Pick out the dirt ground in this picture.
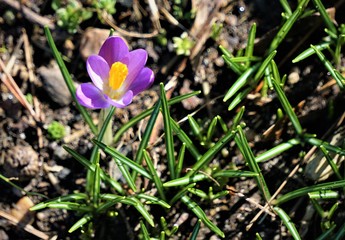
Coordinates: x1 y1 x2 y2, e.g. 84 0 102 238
0 0 345 239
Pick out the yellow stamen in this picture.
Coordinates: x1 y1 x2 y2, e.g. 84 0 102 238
109 62 128 90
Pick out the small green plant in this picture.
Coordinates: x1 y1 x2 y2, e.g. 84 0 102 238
173 32 195 56
47 121 66 140
52 0 92 34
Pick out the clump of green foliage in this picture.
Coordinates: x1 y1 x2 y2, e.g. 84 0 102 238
47 121 66 140
52 0 92 34
52 0 116 33
173 32 195 56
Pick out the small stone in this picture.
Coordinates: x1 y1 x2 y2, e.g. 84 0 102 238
4 145 40 181
37 61 72 106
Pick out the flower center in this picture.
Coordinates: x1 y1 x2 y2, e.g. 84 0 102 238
109 62 128 90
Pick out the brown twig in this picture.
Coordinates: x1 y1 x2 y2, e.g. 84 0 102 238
0 209 49 240
22 29 44 148
0 58 38 121
0 0 54 29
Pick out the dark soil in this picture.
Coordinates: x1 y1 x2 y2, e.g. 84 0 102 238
0 0 344 239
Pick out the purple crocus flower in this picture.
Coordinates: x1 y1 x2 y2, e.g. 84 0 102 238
76 36 154 109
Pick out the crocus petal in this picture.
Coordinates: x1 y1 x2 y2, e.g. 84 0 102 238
128 67 154 96
121 49 147 88
76 83 110 109
107 90 134 108
86 55 109 90
99 36 129 67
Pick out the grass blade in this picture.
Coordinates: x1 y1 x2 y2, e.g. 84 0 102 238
132 100 161 180
236 126 271 200
160 83 176 179
273 207 301 240
44 27 97 134
186 129 237 177
272 80 303 135
268 0 310 53
113 91 201 143
274 179 345 205
63 146 124 194
143 150 166 201
92 139 152 180
181 195 225 238
68 214 92 233
170 117 202 160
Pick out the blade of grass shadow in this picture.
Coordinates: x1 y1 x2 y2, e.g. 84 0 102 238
44 27 97 134
113 91 201 143
160 83 176 179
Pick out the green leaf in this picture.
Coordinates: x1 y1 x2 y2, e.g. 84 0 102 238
143 150 166 201
244 23 256 68
114 91 201 143
30 193 87 211
292 42 330 63
267 0 310 53
136 193 170 209
160 83 176 179
68 214 92 233
223 63 260 102
272 80 303 135
273 207 301 240
274 179 345 205
189 219 201 240
181 195 225 238
186 129 237 177
312 0 337 35
92 139 152 180
140 220 151 240
63 146 124 194
132 100 161 180
235 126 271 200
170 117 202 160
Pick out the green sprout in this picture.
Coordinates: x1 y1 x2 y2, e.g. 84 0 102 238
93 0 116 14
52 0 92 34
173 32 195 56
211 22 223 40
47 121 66 140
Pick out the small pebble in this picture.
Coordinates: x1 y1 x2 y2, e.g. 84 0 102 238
37 61 72 106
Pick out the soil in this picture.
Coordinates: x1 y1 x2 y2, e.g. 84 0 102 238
0 0 344 239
